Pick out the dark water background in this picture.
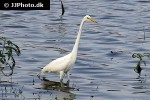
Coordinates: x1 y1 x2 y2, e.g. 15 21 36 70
0 0 150 100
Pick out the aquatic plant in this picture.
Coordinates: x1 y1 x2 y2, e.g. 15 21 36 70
132 53 150 75
0 37 21 76
50 0 65 15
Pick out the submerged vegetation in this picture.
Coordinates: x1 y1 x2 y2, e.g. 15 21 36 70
0 37 21 76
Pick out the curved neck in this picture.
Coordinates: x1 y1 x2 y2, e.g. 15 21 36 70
79 19 84 34
71 19 85 55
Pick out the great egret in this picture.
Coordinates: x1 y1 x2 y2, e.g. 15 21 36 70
38 15 97 82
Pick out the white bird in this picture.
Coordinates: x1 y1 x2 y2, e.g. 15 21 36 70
38 15 97 82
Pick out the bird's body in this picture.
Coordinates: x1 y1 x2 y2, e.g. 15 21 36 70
41 52 75 74
39 15 96 82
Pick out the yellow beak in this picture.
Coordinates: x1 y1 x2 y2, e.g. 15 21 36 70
88 17 97 23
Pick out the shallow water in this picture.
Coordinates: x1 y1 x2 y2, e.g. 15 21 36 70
0 0 150 100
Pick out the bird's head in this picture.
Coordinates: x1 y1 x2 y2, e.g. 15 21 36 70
83 15 97 23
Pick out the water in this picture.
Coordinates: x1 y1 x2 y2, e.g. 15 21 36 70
0 0 150 100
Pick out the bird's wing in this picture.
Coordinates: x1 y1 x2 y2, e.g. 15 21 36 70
42 53 72 73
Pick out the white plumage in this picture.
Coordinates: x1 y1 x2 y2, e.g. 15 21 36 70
38 15 97 82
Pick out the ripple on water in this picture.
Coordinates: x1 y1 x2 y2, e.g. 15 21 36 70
1 0 150 100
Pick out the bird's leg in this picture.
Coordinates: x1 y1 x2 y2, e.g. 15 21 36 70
67 72 70 81
66 72 70 86
60 71 65 82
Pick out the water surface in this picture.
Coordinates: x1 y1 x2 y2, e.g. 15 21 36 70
0 0 150 100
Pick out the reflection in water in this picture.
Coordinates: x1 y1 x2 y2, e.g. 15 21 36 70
0 80 25 100
40 78 74 91
37 78 75 100
134 61 142 75
0 77 75 100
